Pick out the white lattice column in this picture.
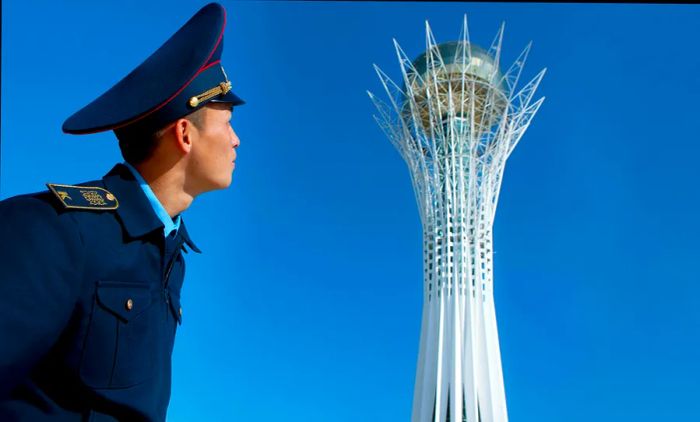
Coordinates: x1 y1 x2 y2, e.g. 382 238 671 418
369 16 545 422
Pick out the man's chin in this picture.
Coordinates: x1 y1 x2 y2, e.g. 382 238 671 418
194 177 233 196
218 175 234 190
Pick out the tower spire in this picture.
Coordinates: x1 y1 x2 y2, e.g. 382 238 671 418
369 17 545 422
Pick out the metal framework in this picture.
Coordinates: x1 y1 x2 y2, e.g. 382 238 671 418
368 17 545 422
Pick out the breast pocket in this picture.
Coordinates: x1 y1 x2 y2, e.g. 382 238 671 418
80 281 159 389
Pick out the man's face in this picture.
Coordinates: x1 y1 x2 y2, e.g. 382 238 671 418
188 103 239 193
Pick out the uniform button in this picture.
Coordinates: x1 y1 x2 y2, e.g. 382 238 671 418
125 298 134 310
179 307 183 317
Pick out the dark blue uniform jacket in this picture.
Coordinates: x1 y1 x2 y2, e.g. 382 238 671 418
0 164 199 421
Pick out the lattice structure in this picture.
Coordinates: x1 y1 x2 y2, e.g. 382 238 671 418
368 17 545 422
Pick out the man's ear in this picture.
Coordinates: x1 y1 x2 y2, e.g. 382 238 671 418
174 118 196 154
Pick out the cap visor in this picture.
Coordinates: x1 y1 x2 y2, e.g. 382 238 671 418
210 90 245 106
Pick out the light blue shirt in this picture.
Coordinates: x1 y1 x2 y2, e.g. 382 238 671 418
122 162 181 237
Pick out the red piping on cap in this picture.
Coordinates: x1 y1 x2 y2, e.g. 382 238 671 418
71 5 227 135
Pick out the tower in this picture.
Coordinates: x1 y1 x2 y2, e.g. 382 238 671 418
368 17 545 422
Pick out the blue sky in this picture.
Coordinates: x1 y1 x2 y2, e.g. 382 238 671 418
3 1 700 421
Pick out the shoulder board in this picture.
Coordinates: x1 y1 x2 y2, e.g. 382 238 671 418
46 183 119 211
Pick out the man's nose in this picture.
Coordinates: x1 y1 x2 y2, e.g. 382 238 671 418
230 126 240 148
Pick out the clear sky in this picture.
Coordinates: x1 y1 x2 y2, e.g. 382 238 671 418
2 1 700 421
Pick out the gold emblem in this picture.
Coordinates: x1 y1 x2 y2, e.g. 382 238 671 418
187 79 232 108
57 191 72 201
80 190 107 206
47 183 119 210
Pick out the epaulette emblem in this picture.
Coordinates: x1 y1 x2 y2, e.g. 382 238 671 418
46 183 119 210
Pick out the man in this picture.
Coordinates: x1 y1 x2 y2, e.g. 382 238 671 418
0 3 243 420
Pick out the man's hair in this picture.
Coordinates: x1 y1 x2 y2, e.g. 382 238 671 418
115 107 207 165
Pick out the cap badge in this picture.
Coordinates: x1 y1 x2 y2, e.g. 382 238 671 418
188 80 232 108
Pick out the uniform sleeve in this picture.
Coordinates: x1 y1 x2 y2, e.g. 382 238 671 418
0 196 85 398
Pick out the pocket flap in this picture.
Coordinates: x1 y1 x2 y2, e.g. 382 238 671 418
168 291 182 325
96 281 153 322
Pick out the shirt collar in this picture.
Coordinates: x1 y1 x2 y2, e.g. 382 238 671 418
102 164 201 253
121 161 181 237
